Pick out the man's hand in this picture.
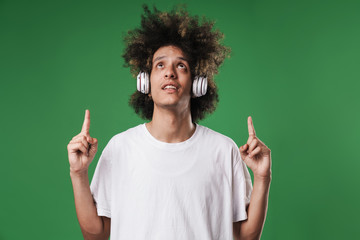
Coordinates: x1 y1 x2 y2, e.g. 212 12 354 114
67 109 98 174
239 116 271 179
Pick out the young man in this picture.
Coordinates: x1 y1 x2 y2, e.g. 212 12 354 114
67 5 271 240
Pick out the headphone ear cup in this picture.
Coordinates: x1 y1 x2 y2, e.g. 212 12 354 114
193 76 208 97
137 72 141 92
201 77 208 96
141 72 145 93
145 72 150 94
193 76 199 97
197 77 203 96
137 71 150 94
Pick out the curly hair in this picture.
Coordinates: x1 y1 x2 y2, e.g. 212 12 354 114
122 4 230 123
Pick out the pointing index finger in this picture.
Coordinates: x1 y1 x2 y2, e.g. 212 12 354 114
248 116 256 136
81 109 90 134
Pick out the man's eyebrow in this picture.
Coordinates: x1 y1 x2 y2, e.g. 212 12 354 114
153 56 165 63
153 56 189 63
178 57 188 62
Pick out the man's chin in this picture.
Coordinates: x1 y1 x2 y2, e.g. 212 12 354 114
157 102 180 109
154 100 190 111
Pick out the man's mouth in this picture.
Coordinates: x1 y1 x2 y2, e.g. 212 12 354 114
162 83 178 92
163 85 177 90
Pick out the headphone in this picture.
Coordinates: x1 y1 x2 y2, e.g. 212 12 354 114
137 71 208 97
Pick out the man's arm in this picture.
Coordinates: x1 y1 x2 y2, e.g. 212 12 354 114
67 110 110 240
233 176 271 240
70 171 111 240
234 116 272 240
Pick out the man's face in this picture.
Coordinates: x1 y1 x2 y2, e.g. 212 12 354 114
149 45 192 111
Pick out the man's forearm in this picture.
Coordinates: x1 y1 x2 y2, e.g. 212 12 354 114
70 171 104 236
239 175 271 240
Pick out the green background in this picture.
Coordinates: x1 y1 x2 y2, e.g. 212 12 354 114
1 0 359 239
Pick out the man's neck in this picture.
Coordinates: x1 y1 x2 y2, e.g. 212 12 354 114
145 105 196 143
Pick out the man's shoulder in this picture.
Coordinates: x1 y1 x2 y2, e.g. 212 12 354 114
197 124 238 148
108 124 144 143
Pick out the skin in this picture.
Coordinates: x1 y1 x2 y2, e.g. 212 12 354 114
67 45 271 240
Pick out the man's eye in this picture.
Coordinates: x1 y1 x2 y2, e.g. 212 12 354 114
178 64 186 69
157 63 164 68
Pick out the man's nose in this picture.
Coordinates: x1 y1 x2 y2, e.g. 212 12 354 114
164 65 176 79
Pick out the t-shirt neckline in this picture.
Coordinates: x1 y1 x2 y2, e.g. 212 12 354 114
141 122 201 151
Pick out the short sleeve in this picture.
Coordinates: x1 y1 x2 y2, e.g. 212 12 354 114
232 145 253 222
90 137 114 218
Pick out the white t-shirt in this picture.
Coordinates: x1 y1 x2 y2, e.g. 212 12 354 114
90 123 253 240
